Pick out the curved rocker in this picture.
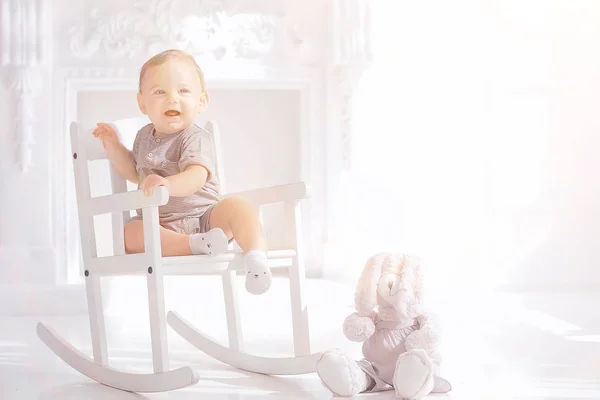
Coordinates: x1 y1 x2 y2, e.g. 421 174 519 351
167 311 322 375
36 322 199 393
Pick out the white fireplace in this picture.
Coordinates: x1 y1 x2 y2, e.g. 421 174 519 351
0 0 371 314
56 69 325 284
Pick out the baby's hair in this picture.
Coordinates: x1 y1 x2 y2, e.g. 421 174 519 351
138 49 207 93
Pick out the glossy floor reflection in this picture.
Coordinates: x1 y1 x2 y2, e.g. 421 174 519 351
1 276 599 399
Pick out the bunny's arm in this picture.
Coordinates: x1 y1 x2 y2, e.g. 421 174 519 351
404 312 441 352
343 312 376 342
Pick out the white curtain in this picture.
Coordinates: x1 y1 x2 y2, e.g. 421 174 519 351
342 1 600 291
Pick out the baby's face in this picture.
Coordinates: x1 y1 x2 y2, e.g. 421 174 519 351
137 59 208 135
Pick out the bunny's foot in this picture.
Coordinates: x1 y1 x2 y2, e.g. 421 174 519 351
393 349 435 399
316 349 371 397
432 375 452 393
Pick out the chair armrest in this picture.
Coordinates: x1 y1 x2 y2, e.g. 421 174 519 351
88 186 169 216
226 182 308 206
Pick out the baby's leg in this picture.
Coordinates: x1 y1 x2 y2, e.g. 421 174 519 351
124 220 227 257
208 195 271 294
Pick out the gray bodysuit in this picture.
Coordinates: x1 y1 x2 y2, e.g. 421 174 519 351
357 319 419 392
128 123 221 234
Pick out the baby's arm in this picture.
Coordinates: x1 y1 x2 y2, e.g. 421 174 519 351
169 129 215 195
93 123 138 183
165 165 208 196
142 165 208 197
404 313 441 353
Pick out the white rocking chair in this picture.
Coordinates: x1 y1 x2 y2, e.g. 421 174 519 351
36 118 320 392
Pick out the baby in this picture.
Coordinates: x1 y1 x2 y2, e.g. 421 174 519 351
92 49 271 295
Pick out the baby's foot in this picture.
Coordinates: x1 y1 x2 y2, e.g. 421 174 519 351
244 251 272 295
189 228 228 255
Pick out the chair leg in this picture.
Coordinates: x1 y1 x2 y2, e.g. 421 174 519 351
147 268 170 373
222 268 244 352
284 199 311 357
86 274 109 366
289 255 310 356
143 206 170 373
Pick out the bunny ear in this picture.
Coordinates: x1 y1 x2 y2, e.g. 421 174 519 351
402 254 426 314
354 253 386 316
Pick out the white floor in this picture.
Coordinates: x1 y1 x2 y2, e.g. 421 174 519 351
1 276 599 399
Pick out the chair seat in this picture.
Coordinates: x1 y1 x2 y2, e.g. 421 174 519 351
161 249 297 275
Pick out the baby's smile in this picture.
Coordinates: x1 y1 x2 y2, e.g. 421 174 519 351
165 110 181 117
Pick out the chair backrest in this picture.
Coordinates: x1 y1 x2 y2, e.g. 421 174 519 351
70 118 226 258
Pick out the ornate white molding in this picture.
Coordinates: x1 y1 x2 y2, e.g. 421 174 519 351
332 0 372 68
67 0 324 65
60 66 128 79
321 0 372 259
331 0 372 169
2 67 43 172
0 0 47 173
338 76 357 171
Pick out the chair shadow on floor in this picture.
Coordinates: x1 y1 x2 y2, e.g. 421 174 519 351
37 369 330 400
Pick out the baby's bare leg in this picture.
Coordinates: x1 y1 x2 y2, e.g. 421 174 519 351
208 195 267 252
124 220 193 256
124 219 228 257
209 196 271 294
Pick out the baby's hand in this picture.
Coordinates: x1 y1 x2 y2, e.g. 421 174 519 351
92 122 120 149
140 174 170 197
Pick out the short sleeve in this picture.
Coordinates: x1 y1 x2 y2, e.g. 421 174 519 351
179 128 217 179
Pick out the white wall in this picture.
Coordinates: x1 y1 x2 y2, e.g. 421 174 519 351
337 1 600 291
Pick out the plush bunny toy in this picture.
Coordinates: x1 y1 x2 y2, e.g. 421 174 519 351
316 253 452 399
